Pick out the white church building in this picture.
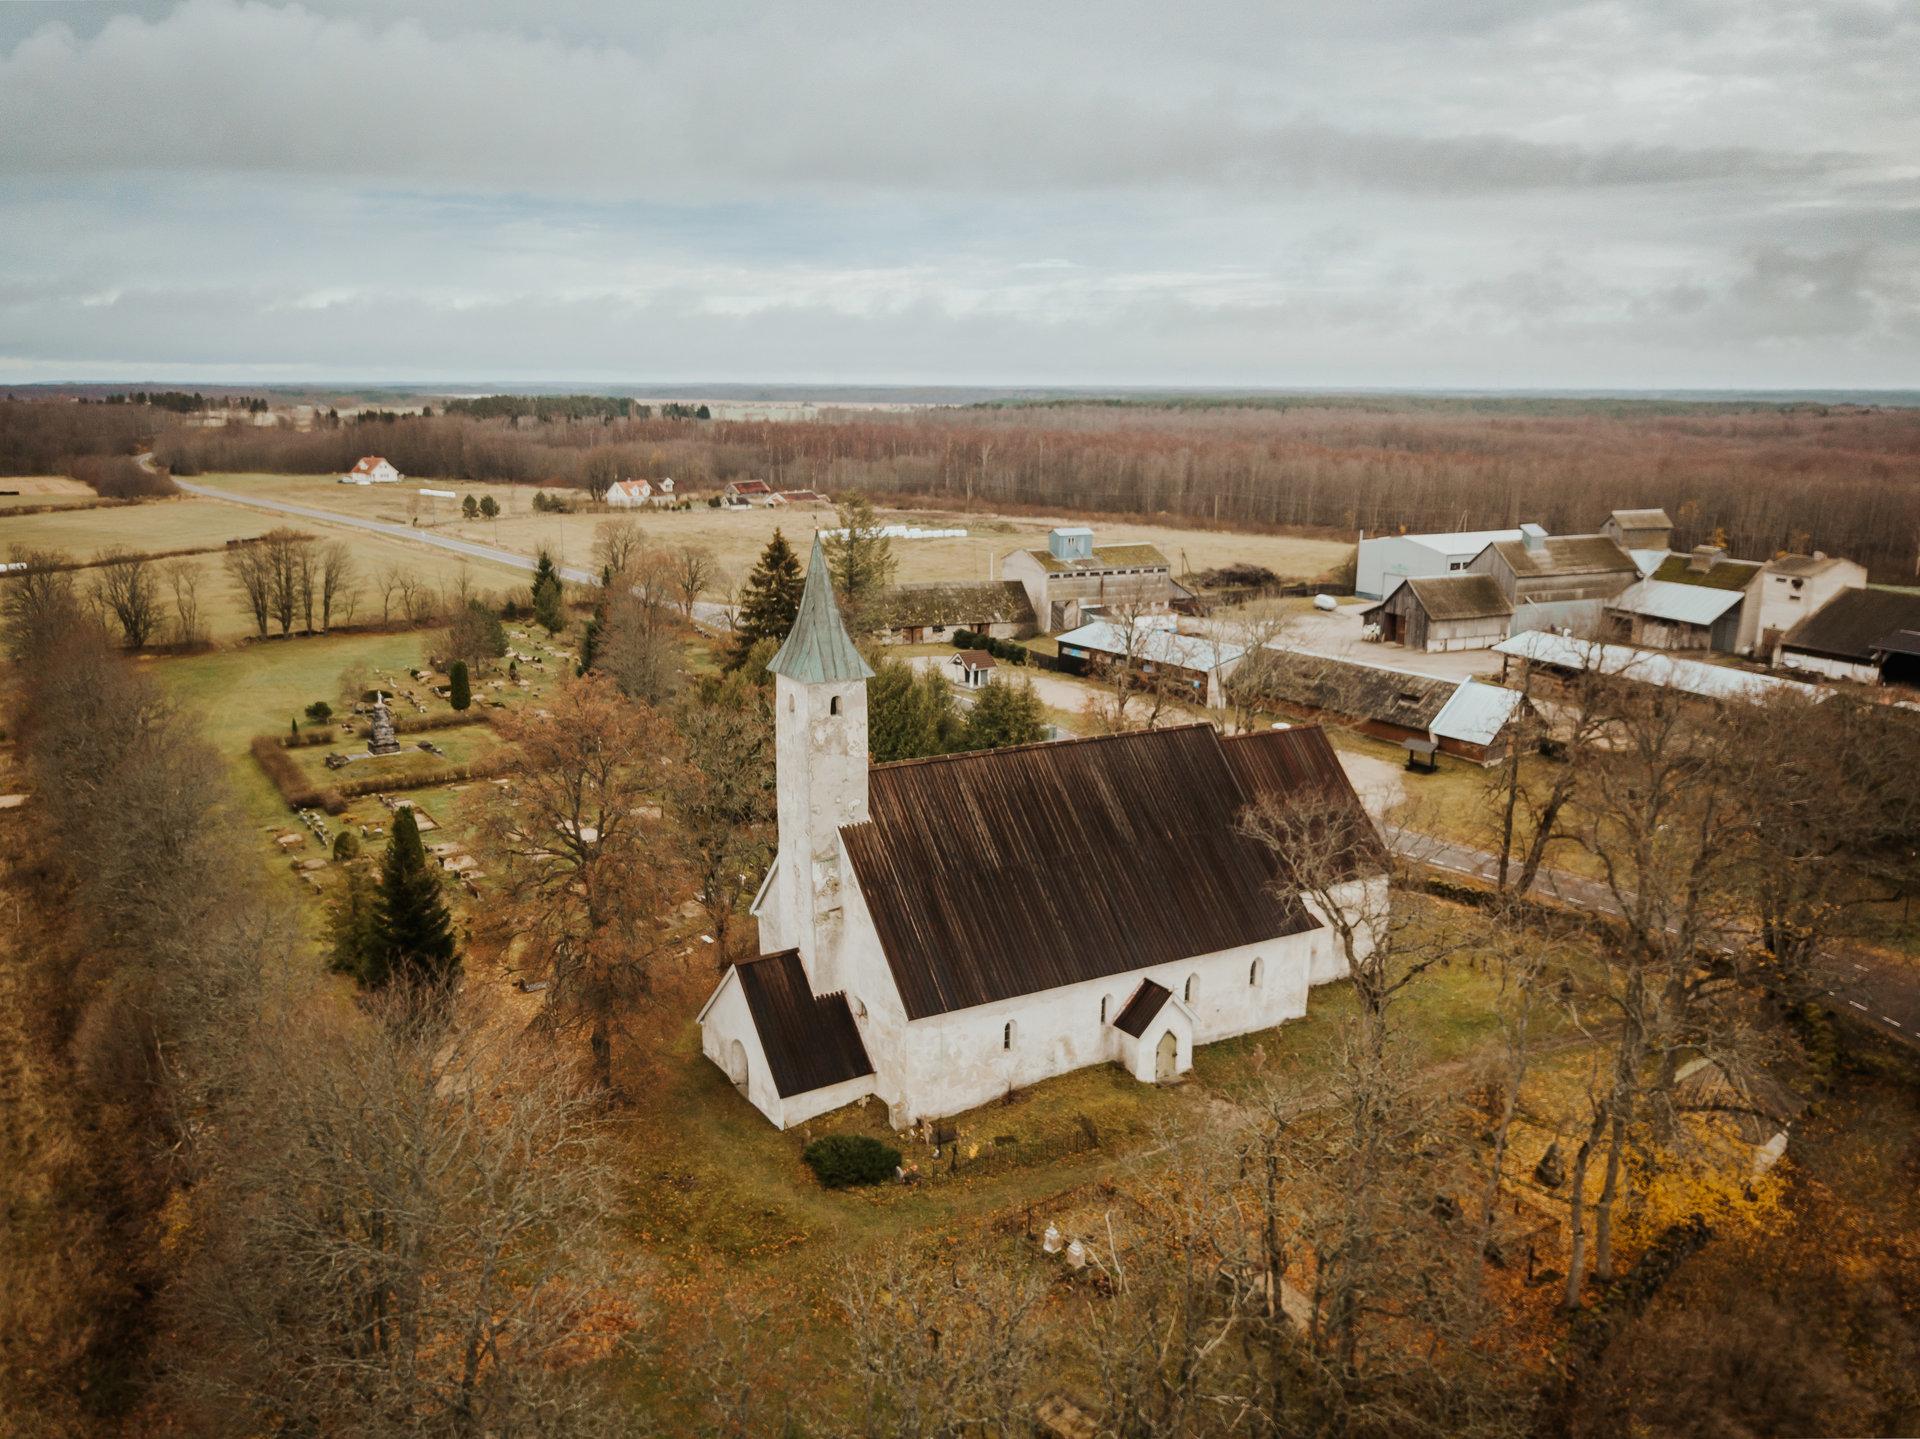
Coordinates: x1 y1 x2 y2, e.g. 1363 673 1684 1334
698 536 1384 1130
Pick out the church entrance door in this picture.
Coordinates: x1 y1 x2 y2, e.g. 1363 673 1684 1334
1154 1030 1177 1082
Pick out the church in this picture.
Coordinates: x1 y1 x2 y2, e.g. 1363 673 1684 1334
697 536 1385 1131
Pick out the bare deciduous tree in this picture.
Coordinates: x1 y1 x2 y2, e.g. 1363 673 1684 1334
91 547 162 648
317 539 357 630
474 677 689 1093
671 543 715 619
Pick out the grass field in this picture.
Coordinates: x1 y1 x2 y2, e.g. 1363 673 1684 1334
3 492 537 642
192 472 1355 592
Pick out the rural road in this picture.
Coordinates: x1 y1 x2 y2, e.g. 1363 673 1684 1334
174 479 735 632
1386 826 1920 1052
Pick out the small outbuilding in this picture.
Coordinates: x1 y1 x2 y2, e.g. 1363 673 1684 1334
1605 577 1745 653
950 650 996 688
1361 573 1513 652
1774 587 1920 687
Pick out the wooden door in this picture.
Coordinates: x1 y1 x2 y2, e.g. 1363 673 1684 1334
1155 1030 1178 1082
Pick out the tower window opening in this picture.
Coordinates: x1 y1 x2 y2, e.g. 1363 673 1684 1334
830 695 840 715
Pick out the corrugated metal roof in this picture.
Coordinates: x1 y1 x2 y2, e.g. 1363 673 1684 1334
1029 542 1171 574
840 723 1366 1020
1055 620 1245 672
1490 535 1639 579
1494 631 1818 703
1780 587 1920 663
1607 578 1745 627
1112 979 1171 1037
1401 573 1513 622
1428 680 1525 748
734 949 875 1098
767 533 875 685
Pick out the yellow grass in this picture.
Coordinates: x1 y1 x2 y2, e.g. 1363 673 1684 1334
2 493 533 641
195 473 1353 594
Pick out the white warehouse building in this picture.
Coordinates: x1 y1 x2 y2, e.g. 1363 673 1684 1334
697 535 1384 1130
1356 525 1542 600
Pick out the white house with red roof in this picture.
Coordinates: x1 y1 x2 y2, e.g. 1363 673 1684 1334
606 477 674 507
340 455 401 485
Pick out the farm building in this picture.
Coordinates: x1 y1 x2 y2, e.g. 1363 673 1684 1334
1753 553 1868 655
950 650 995 688
1359 573 1512 651
768 489 829 507
1465 530 1641 635
1236 651 1527 765
1600 507 1675 552
697 536 1382 1130
340 455 400 485
1774 587 1920 687
1354 525 1538 601
870 579 1036 643
1605 577 1745 653
724 479 775 505
1002 528 1174 631
1055 618 1246 708
1494 631 1820 705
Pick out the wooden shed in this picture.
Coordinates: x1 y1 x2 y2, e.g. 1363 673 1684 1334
1361 574 1513 652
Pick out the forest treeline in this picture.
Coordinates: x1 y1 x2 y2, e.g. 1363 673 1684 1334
149 399 1920 580
8 392 1920 576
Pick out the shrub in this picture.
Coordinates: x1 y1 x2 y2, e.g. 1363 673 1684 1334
305 700 333 723
449 659 471 711
332 830 362 860
802 1133 901 1189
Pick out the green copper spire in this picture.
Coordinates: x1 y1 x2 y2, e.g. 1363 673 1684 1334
767 532 875 684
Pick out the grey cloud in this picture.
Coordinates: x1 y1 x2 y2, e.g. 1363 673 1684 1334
0 0 1860 198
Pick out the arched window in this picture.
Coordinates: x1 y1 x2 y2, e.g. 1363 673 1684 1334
1249 957 1263 987
1099 994 1111 1024
1002 1020 1015 1050
1183 974 1198 1005
786 693 794 713
829 695 840 715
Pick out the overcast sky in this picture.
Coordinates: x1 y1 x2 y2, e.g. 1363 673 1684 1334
2 0 1916 388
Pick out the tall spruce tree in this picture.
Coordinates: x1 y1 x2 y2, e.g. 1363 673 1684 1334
374 807 459 989
961 677 1047 751
531 550 566 635
728 529 805 668
326 864 380 983
823 494 897 620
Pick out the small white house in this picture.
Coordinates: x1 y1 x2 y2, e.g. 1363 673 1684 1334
697 536 1383 1131
341 455 401 485
606 478 673 507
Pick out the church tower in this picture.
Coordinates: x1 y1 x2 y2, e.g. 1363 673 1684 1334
763 532 873 990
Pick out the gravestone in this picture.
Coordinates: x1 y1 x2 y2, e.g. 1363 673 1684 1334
367 693 402 756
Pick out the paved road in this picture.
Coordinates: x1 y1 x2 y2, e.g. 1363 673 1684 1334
175 479 735 633
1386 826 1920 1050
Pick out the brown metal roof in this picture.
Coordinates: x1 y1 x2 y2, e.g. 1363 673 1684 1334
734 949 874 1098
954 649 997 669
1401 574 1513 622
1489 535 1638 579
1780 587 1920 663
874 579 1036 630
840 723 1364 1020
1112 979 1171 1038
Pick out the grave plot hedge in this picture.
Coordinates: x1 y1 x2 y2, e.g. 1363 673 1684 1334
802 1134 901 1189
250 736 347 813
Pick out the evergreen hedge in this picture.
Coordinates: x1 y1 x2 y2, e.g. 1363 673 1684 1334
802 1134 901 1189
